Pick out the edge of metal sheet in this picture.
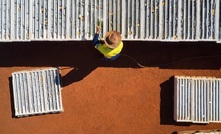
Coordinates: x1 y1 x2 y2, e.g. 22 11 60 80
177 129 221 134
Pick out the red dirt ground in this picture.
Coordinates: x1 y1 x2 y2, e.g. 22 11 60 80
0 41 221 134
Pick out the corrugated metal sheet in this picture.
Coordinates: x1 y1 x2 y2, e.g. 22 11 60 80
174 76 221 123
195 132 221 134
177 129 221 134
0 0 221 43
12 67 63 117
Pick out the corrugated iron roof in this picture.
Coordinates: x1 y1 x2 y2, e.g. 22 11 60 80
0 0 221 43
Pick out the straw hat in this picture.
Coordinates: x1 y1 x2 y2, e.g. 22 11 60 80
104 31 122 49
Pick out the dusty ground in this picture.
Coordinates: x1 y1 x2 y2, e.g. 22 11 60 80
0 41 221 134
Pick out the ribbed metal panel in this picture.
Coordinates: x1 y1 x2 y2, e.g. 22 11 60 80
174 76 221 123
177 129 221 134
195 132 221 134
0 0 221 43
12 67 63 117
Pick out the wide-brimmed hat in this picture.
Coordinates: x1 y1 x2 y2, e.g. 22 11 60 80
104 31 122 49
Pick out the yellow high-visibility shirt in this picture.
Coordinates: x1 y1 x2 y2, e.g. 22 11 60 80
95 42 123 58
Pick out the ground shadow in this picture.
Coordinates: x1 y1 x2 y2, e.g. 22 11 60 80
1 41 221 87
1 41 221 69
8 77 16 118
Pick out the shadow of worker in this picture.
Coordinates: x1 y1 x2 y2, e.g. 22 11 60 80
61 45 101 87
61 42 140 87
61 55 139 87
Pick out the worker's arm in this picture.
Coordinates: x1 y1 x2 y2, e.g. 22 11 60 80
92 33 99 46
92 26 101 46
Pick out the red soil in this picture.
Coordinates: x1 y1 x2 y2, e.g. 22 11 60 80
0 41 221 134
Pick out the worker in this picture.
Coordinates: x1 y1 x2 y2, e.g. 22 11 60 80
92 26 124 61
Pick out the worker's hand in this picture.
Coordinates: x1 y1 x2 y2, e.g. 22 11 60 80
96 26 101 34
